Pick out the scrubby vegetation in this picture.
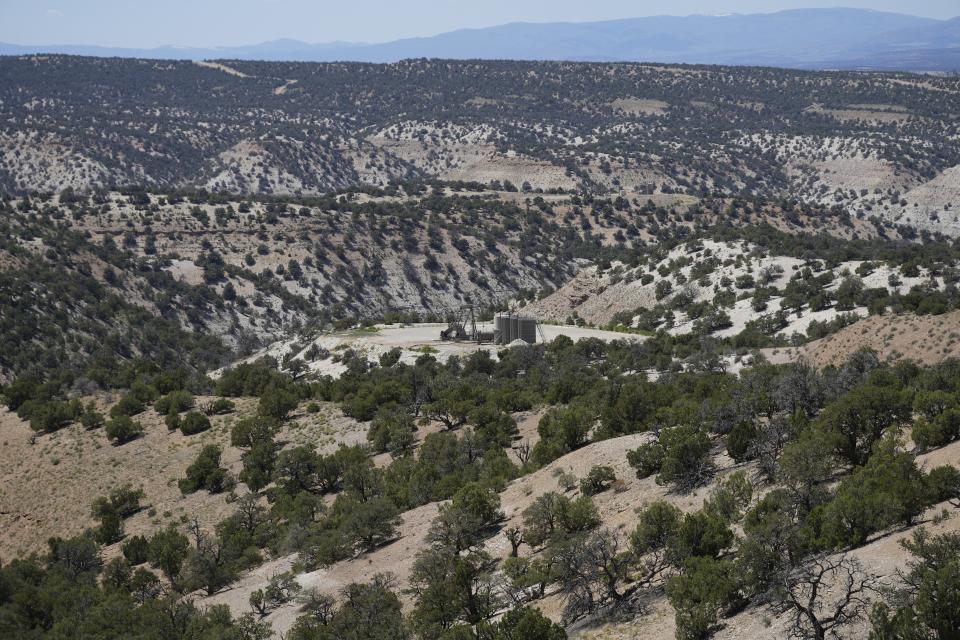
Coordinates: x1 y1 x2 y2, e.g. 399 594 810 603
2 54 960 640
2 57 959 215
6 329 960 639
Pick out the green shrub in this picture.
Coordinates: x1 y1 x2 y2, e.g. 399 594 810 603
154 390 193 415
90 490 135 545
657 426 715 490
521 492 600 548
726 420 758 462
215 361 291 397
300 530 353 571
869 529 960 639
179 411 211 436
923 465 960 504
165 409 181 432
672 511 735 562
105 415 144 444
340 497 403 552
79 402 105 430
666 557 740 640
379 348 402 368
655 280 673 300
627 442 665 479
579 465 616 495
230 415 279 450
121 535 150 565
912 390 954 420
489 606 567 639
815 382 912 466
819 439 928 548
205 398 235 415
106 485 145 518
93 509 123 545
110 393 146 418
258 385 299 420
367 408 416 455
28 400 80 433
531 404 593 466
428 483 503 551
911 409 960 451
239 442 277 492
179 445 232 494
146 526 190 584
630 501 683 558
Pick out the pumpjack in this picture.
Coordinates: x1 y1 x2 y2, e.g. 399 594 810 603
440 304 494 343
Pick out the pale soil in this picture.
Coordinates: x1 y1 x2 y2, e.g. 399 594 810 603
610 98 669 116
846 104 909 112
167 258 205 286
444 150 577 192
763 310 960 368
192 61 252 79
374 139 576 192
809 156 900 195
739 133 928 215
200 137 362 195
526 239 936 341
885 164 960 236
209 432 960 640
806 104 914 124
571 439 960 640
522 263 657 327
273 79 298 95
514 408 547 451
0 397 248 558
194 60 298 97
580 152 676 193
202 431 737 635
0 131 118 193
776 305 868 339
8 377 959 639
225 323 647 380
367 120 577 191
0 398 361 558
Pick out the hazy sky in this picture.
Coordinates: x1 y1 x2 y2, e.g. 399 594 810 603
1 0 957 48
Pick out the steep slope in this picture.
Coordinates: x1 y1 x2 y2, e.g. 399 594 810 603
524 237 941 338
763 310 960 368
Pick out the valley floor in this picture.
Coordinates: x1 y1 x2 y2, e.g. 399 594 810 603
231 323 646 379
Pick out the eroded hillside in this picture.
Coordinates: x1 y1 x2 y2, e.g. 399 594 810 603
3 57 960 640
2 57 960 234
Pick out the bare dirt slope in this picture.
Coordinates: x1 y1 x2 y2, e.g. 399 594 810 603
572 438 960 640
202 432 736 635
886 164 960 236
202 423 960 640
523 239 934 336
7 380 959 640
763 311 960 368
0 398 361 558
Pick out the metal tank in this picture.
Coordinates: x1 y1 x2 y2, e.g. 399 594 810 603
518 316 537 343
494 314 507 344
494 313 538 345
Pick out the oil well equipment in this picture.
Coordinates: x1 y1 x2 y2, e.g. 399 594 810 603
493 312 542 345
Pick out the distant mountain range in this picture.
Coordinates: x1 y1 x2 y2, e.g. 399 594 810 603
3 8 959 71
